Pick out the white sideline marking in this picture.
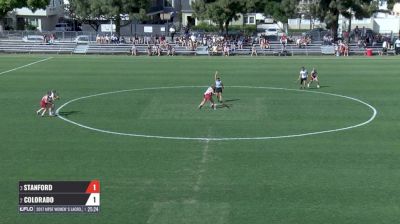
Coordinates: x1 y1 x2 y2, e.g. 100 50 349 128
56 86 378 141
0 57 53 76
87 56 400 61
193 139 210 192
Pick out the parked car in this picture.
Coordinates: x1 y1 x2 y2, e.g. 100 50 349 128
266 28 278 36
55 23 72 31
264 17 274 24
257 23 280 31
22 35 44 42
260 27 284 37
303 28 330 41
350 28 377 38
74 35 90 44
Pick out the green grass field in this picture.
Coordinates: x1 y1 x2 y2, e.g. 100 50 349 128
0 54 399 224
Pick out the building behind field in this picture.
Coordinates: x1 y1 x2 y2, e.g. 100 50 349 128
290 0 400 35
3 0 65 31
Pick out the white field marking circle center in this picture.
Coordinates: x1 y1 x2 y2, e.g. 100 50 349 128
56 86 377 141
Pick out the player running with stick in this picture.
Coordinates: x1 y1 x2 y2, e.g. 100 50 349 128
307 68 320 88
214 71 224 103
47 90 60 116
198 85 216 110
298 66 308 89
36 91 51 117
36 90 60 117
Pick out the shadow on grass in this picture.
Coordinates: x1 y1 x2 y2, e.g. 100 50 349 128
57 111 80 117
216 103 234 109
223 99 240 103
214 99 240 109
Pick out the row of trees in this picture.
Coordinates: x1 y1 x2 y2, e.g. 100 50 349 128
0 0 49 18
192 0 380 38
0 0 49 30
0 0 398 38
66 0 149 35
0 0 149 33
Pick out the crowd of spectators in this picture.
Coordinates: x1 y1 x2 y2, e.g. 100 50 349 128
96 32 258 52
322 25 395 49
124 32 313 56
96 34 127 44
127 33 255 56
43 33 56 44
334 40 349 56
92 28 399 56
296 36 312 48
323 34 334 45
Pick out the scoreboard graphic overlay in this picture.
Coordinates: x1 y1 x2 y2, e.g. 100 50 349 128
19 180 100 213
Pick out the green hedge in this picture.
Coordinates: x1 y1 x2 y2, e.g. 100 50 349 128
192 23 219 32
26 24 38 31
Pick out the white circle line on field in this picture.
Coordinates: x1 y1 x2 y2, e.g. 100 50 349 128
55 86 377 141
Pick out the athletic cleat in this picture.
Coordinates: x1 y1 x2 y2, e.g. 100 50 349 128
317 85 320 88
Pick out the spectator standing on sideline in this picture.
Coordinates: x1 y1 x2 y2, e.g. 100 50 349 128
354 26 360 41
131 44 137 56
251 44 258 56
380 39 388 56
395 38 400 55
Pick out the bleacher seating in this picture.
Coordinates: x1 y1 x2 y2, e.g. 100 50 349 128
86 44 131 54
174 46 196 55
230 44 326 56
0 39 394 56
85 44 197 55
346 44 386 56
0 40 76 54
290 44 322 56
